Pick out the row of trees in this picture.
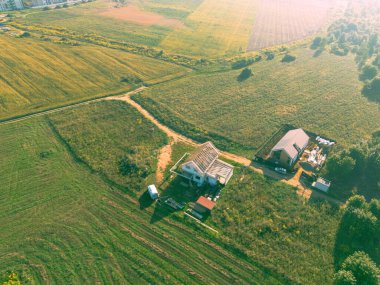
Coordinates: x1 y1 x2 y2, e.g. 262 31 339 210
334 196 380 285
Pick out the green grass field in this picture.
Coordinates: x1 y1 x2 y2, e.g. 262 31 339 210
0 104 286 284
48 100 168 194
47 100 343 284
0 35 189 120
134 47 380 155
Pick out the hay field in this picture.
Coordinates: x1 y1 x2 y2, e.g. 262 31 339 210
0 35 188 120
160 0 257 57
134 48 380 155
0 106 284 284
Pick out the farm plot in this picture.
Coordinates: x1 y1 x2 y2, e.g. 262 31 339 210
99 5 185 28
160 0 257 57
0 114 285 284
247 0 340 51
16 0 200 47
0 35 189 120
134 48 380 156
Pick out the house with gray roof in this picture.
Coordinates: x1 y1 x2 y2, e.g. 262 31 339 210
269 128 310 168
181 142 234 187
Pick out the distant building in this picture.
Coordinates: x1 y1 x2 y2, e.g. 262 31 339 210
31 0 69 7
181 142 234 187
0 0 24 11
270 128 310 168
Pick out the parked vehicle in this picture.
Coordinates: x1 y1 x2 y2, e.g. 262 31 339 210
274 167 287 174
147 185 159 200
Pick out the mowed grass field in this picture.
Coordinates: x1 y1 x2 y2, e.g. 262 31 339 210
0 35 189 120
135 47 380 155
0 105 284 284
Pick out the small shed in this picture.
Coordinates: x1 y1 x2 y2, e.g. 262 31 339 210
312 177 331 193
193 196 216 214
147 184 159 200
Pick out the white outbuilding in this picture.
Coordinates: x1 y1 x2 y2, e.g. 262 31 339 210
147 184 159 200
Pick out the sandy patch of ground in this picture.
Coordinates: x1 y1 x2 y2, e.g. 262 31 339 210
156 142 173 183
99 5 185 28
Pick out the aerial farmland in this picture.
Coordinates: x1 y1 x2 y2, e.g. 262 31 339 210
0 0 379 284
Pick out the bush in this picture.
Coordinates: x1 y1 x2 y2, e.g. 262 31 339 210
62 3 68 8
119 75 143 85
311 36 323 49
231 58 253 69
281 54 296 63
264 51 275 60
237 68 252 81
42 6 50 10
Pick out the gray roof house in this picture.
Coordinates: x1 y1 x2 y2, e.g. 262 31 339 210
181 142 234 186
270 128 310 167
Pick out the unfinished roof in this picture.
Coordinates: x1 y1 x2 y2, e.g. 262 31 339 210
272 128 309 159
196 196 216 211
207 159 234 181
185 142 219 174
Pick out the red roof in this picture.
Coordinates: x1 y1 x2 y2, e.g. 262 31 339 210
196 196 216 211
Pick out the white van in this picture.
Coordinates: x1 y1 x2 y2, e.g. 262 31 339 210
148 185 159 200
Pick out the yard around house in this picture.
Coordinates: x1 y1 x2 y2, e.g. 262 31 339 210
134 47 380 156
0 100 343 284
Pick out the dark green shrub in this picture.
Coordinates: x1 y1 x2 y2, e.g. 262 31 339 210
281 54 296 63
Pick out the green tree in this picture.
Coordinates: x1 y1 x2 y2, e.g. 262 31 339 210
340 252 379 285
363 78 380 101
346 195 366 210
334 270 357 285
359 65 378 81
327 155 356 180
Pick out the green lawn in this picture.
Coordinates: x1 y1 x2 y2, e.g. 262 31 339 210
0 106 283 284
0 35 189 120
134 47 380 155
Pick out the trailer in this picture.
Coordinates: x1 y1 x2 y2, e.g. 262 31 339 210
147 185 159 200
